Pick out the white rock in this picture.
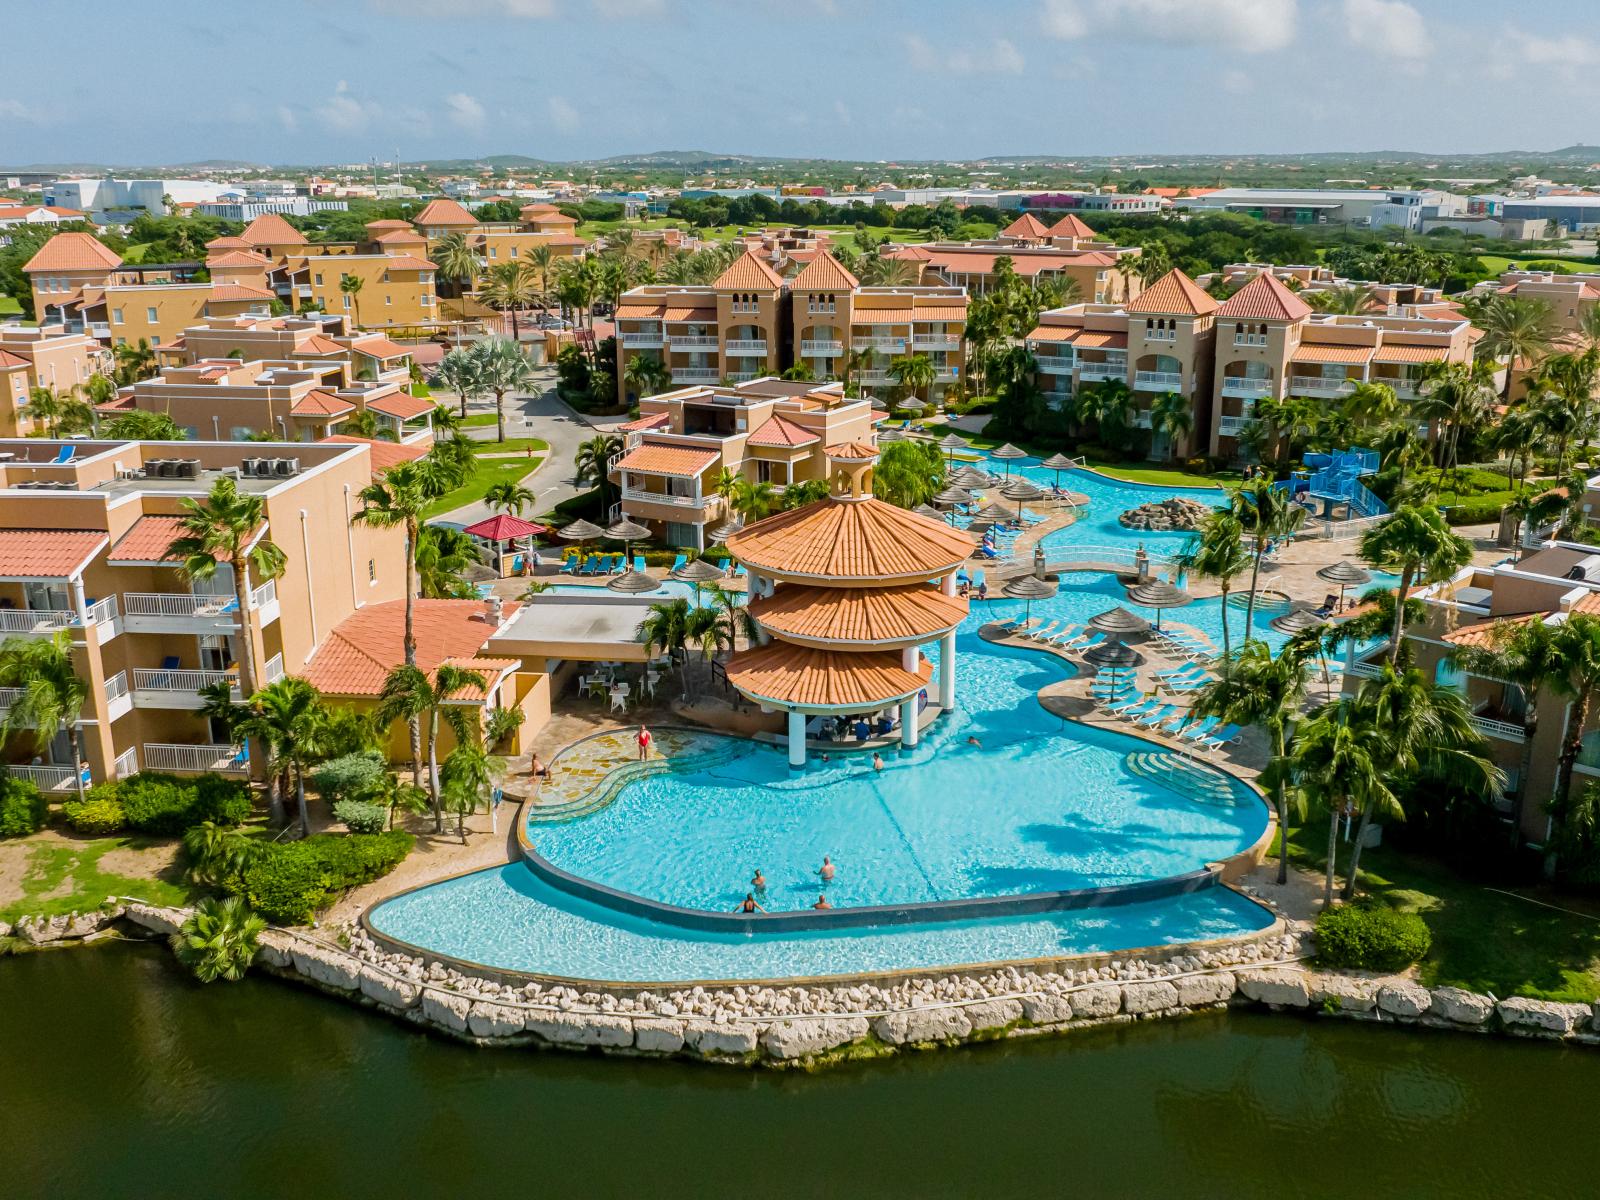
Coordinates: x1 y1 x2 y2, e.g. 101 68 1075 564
1174 971 1235 1007
1236 968 1311 1008
1376 983 1432 1018
358 966 420 1010
963 998 1024 1033
1121 980 1181 1015
123 902 189 936
290 945 360 991
1497 997 1591 1036
633 1019 686 1054
761 1017 870 1060
686 1022 759 1056
1311 975 1380 1013
254 930 294 968
1429 987 1494 1025
526 1011 635 1047
421 990 472 1033
874 1006 974 1045
1019 993 1075 1025
1070 982 1123 1019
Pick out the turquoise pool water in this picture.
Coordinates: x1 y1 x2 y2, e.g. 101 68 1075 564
543 580 736 605
369 862 1274 983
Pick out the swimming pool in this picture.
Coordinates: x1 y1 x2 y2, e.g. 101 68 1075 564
542 580 741 605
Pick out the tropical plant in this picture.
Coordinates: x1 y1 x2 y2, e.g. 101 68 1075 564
1147 391 1193 460
729 477 778 523
1177 512 1253 669
112 338 158 386
0 632 90 802
875 439 945 508
1414 358 1497 475
1306 285 1373 315
248 677 329 838
434 345 483 419
484 480 537 516
466 335 537 443
638 598 692 696
104 410 186 440
376 662 486 832
1228 480 1306 644
573 432 623 511
339 273 365 327
1289 698 1395 906
623 352 671 400
1358 505 1473 665
480 260 538 340
172 896 267 983
182 819 261 888
432 230 481 290
887 352 937 407
414 525 478 599
1475 294 1560 399
438 737 505 843
780 478 830 509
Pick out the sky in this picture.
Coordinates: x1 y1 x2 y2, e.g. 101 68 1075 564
6 0 1599 166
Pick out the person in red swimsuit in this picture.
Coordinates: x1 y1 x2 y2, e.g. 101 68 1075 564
636 724 652 761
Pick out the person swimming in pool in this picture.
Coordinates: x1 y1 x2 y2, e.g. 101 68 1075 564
871 752 884 772
751 868 767 895
818 856 835 883
966 735 983 748
735 893 766 914
813 895 832 910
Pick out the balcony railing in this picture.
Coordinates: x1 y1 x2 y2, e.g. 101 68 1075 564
123 593 238 619
105 671 128 703
912 335 961 350
859 370 892 385
1470 713 1527 743
670 368 720 384
1221 377 1274 398
251 580 277 609
0 608 78 635
620 331 665 347
1036 357 1075 375
0 687 22 713
800 340 844 356
112 746 139 779
1233 333 1268 347
723 339 768 355
264 653 285 683
1134 370 1183 391
1077 360 1125 381
142 743 248 775
1144 329 1177 342
1290 375 1357 396
132 668 241 694
5 763 78 791
87 322 111 338
623 486 706 508
935 368 959 381
852 336 905 351
668 335 718 349
1218 414 1255 436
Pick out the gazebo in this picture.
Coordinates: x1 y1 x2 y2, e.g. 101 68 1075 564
464 513 548 576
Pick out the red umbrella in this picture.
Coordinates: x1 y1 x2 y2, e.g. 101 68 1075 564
463 514 548 575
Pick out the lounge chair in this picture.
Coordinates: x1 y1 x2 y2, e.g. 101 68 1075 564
1155 662 1207 681
578 554 598 576
1067 632 1107 656
991 614 1026 632
1198 723 1243 753
1163 674 1215 695
51 445 75 465
975 545 1000 559
1134 703 1178 728
1179 715 1223 743
1110 696 1159 719
1313 593 1340 618
633 554 647 574
1025 620 1061 643
671 553 687 572
561 549 580 573
1045 624 1086 647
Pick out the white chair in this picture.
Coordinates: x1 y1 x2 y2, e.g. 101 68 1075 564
609 683 631 713
643 670 661 698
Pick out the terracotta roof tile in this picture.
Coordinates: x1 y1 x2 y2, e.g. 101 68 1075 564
373 229 428 244
1291 343 1374 364
205 250 272 269
364 219 415 232
376 254 438 270
726 497 975 583
205 236 252 251
239 213 307 246
713 250 785 291
413 199 479 227
207 283 277 303
617 412 671 432
352 336 412 360
365 391 436 419
1050 213 1097 238
0 349 29 370
1002 213 1052 239
1216 272 1312 321
23 232 121 273
1126 269 1218 317
317 435 428 472
291 390 356 418
107 515 212 565
293 334 348 356
614 443 718 477
1442 613 1540 647
746 414 821 447
725 643 931 708
749 584 967 646
0 529 108 577
1373 344 1451 364
824 440 878 460
791 250 859 292
304 599 517 698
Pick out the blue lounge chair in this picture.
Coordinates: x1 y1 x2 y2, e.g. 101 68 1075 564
991 614 1026 632
1155 662 1207 681
561 549 580 573
607 553 625 574
1198 723 1243 753
733 563 747 578
1045 624 1086 647
671 553 687 572
1110 697 1159 719
1179 715 1222 743
633 554 647 574
1135 703 1178 728
1025 620 1061 642
51 445 74 465
1068 632 1107 656
1163 674 1215 695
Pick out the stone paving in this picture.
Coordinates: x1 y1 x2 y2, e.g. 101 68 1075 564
527 726 730 820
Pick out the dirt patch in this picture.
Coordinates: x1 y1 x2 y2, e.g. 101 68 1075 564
98 842 180 885
0 841 33 909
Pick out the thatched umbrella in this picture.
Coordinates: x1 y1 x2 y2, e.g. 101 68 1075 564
672 555 726 602
557 517 606 572
912 504 945 521
1316 560 1372 612
1040 451 1078 487
877 428 905 443
933 484 974 506
1271 607 1329 635
949 465 995 490
608 568 663 593
1000 477 1044 519
975 501 1015 522
706 515 743 545
989 443 1027 477
1084 639 1145 670
1001 572 1057 624
605 516 653 573
938 432 969 463
1088 606 1151 637
1126 579 1192 631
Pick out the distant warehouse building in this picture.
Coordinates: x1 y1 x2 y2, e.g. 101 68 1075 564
195 197 348 221
1173 188 1465 229
1497 196 1600 234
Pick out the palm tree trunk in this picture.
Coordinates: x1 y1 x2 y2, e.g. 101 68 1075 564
1341 800 1378 901
68 723 86 804
1242 538 1264 648
230 556 258 695
1324 801 1341 907
1555 690 1593 836
265 769 284 828
1271 725 1290 885
296 765 310 839
427 708 442 834
495 388 507 444
1387 564 1416 666
1218 580 1233 675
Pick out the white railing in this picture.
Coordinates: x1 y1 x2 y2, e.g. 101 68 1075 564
86 595 119 625
105 671 128 702
726 372 760 382
251 579 276 609
859 370 892 384
912 335 961 349
264 653 285 683
800 340 843 355
132 668 240 694
1077 361 1124 381
142 743 247 774
1308 512 1390 541
1221 377 1273 397
1130 411 1153 429
1233 333 1268 347
620 330 665 347
87 322 111 338
935 368 959 381
852 336 904 351
1218 415 1255 436
667 335 718 349
123 593 237 618
6 763 76 791
623 486 705 508
723 339 768 355
0 687 22 712
1144 329 1177 342
1470 714 1527 742
1134 370 1183 391
670 368 719 384
1037 357 1074 375
0 608 77 634
1289 375 1357 396
1346 659 1384 678
112 746 139 779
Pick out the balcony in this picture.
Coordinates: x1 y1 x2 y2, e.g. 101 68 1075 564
622 486 710 510
935 368 959 381
1289 375 1357 397
670 368 720 384
1218 414 1255 437
1470 712 1527 743
142 743 248 775
0 596 119 645
87 322 111 339
1233 333 1268 347
723 339 768 356
800 339 844 356
131 668 242 710
859 370 892 385
122 592 242 635
264 653 285 684
1221 377 1274 398
620 330 665 348
1036 357 1075 375
4 763 80 793
1144 329 1177 342
852 336 905 352
1077 360 1125 382
1134 370 1183 392
912 335 961 350
668 334 718 350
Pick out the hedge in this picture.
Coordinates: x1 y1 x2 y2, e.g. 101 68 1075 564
116 773 253 836
59 791 128 835
237 831 414 925
0 777 47 838
1315 902 1432 972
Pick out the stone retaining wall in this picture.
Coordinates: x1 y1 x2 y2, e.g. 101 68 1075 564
89 905 1600 1067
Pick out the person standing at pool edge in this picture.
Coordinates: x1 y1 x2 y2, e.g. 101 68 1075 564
636 724 652 761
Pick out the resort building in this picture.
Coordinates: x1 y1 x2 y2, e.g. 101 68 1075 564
157 314 417 391
0 437 407 790
1492 270 1600 334
881 236 1142 304
608 378 878 549
0 322 105 437
614 249 969 406
411 198 587 273
723 443 973 766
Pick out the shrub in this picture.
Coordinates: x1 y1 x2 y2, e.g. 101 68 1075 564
1441 497 1507 526
60 794 128 835
484 706 525 750
333 800 389 835
1315 902 1432 972
193 775 252 826
312 752 387 807
237 831 414 925
0 777 46 838
116 772 251 835
172 896 267 983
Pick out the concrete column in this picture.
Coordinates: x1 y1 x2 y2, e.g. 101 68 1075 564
900 697 919 748
938 631 956 710
70 575 88 622
901 645 918 673
941 572 956 597
787 709 806 768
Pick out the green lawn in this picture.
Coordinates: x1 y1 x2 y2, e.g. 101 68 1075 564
423 439 548 517
0 295 21 316
459 412 497 428
1284 825 1600 1003
946 428 1234 489
0 834 198 924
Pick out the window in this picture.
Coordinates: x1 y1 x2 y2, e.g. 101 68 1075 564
146 307 158 322
368 559 376 584
314 273 324 286
344 296 351 309
112 308 123 324
488 247 497 258
385 295 391 306
151 336 161 346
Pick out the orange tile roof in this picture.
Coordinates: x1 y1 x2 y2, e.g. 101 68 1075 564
205 236 252 251
0 349 29 370
208 283 277 303
1126 269 1218 317
1292 343 1374 364
713 250 785 291
725 643 931 709
1569 591 1600 616
726 497 975 583
239 213 307 246
365 391 436 419
377 254 439 270
365 219 415 232
1068 329 1128 349
373 229 428 244
205 250 272 268
353 336 412 359
521 203 574 221
617 412 672 432
825 440 877 459
1002 213 1052 239
746 414 820 447
291 389 356 418
1050 213 1098 238
413 198 479 227
750 584 967 646
792 250 859 292
106 515 229 565
23 232 121 273
304 598 517 698
0 529 108 577
293 334 348 356
1373 344 1451 364
318 434 429 472
1442 613 1540 647
1216 272 1312 321
614 443 718 477
437 656 520 701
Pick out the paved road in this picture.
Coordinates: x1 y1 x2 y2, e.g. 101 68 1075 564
433 368 602 527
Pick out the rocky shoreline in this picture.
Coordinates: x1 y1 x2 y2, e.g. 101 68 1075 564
17 902 1599 1067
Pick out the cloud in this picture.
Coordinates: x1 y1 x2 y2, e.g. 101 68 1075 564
276 104 299 132
317 81 374 134
833 99 852 126
367 0 556 16
547 95 581 132
1041 0 1296 53
1220 69 1251 94
592 0 665 15
1342 0 1429 61
905 34 1025 75
444 91 487 131
0 98 41 123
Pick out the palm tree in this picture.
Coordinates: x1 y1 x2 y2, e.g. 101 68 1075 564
730 477 778 523
861 257 920 287
1475 294 1560 399
1081 378 1135 450
1533 349 1600 469
623 352 670 401
172 897 267 983
104 410 186 440
573 432 623 511
112 338 157 385
248 677 326 838
638 599 693 697
467 335 537 443
1539 614 1600 838
339 273 365 328
432 230 481 294
1343 380 1399 429
1148 390 1193 461
1414 358 1497 475
355 460 451 674
378 663 487 833
1306 285 1372 315
434 345 483 420
1359 505 1473 665
1577 301 1600 353
684 603 726 688
481 260 538 340
526 244 556 309
25 386 66 437
1229 480 1307 644
375 663 430 797
167 477 287 697
439 736 504 843
484 480 536 516
888 353 937 408
415 525 478 599
0 632 90 802
1177 511 1252 671
1291 699 1395 907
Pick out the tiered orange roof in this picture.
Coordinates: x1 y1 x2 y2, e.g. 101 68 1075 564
726 498 974 584
106 515 253 564
238 213 307 246
293 334 348 356
413 198 478 227
749 584 967 646
792 250 860 292
366 391 436 419
1373 344 1451 363
23 232 121 273
318 434 429 472
1049 213 1097 239
724 643 931 708
617 412 672 433
824 440 877 460
613 443 718 477
1216 272 1311 322
291 390 355 418
1126 269 1218 317
713 250 785 291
